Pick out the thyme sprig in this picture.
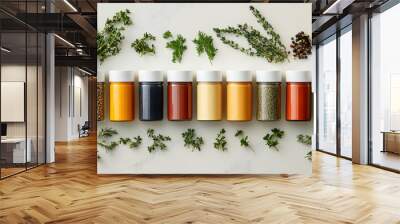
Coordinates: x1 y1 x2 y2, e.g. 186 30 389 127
97 9 133 63
193 31 218 63
147 129 171 153
163 30 187 63
119 136 142 149
213 6 288 63
182 129 204 151
263 128 284 150
131 32 156 56
235 130 251 149
214 129 227 151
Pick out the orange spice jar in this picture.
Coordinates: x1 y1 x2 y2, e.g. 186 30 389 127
109 71 135 122
226 71 252 121
285 71 312 121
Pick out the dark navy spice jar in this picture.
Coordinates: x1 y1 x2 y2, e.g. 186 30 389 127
138 71 164 121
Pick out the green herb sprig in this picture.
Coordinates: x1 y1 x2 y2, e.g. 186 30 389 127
305 151 312 161
147 129 171 153
235 130 251 149
119 136 142 149
213 6 288 63
97 9 133 63
193 31 218 63
97 140 119 151
163 30 187 63
214 129 227 151
263 128 284 150
182 129 204 151
131 32 156 56
297 134 312 146
98 128 118 139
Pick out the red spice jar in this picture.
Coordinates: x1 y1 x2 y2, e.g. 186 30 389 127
286 71 312 121
167 71 193 121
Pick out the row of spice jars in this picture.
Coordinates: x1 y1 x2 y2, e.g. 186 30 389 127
97 70 312 122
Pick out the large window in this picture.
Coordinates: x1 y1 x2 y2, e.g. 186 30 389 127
318 36 337 154
370 3 400 171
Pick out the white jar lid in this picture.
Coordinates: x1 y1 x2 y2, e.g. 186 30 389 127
167 70 193 82
138 70 163 82
226 70 252 82
109 70 135 82
97 72 105 82
256 70 282 82
196 70 222 82
286 70 312 82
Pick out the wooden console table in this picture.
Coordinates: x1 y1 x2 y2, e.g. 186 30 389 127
382 131 400 154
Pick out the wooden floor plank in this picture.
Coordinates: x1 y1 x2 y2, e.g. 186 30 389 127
0 135 399 223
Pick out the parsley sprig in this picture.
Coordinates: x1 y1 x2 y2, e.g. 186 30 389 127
147 129 171 153
163 30 187 63
182 129 204 151
214 129 227 151
193 31 218 63
263 128 284 150
131 32 156 56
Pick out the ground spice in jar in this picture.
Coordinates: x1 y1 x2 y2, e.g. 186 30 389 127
256 71 282 121
97 79 105 121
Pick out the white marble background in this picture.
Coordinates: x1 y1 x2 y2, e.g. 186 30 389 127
97 3 313 175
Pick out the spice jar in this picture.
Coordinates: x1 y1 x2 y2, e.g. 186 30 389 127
97 73 105 121
138 70 164 121
256 71 281 121
286 70 312 121
226 70 252 121
109 70 135 122
197 71 222 121
167 71 192 121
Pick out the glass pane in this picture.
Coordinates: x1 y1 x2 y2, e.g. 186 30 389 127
27 31 38 169
371 3 400 171
318 37 337 154
340 29 352 158
1 31 27 177
38 32 45 165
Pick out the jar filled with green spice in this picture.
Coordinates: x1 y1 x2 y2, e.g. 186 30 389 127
256 71 282 121
97 74 105 121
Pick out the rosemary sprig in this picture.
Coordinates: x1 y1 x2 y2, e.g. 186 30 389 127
131 32 156 56
147 129 171 153
97 9 133 63
119 136 142 149
182 129 204 151
193 31 218 63
235 130 251 149
97 140 119 151
214 129 227 151
297 134 312 146
163 30 187 63
213 6 288 63
263 128 284 150
98 128 118 139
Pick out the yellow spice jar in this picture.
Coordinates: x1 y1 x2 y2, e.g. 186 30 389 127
109 70 135 122
226 71 252 121
197 71 222 121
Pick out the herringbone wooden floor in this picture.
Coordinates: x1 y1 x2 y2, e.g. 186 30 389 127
1 136 400 224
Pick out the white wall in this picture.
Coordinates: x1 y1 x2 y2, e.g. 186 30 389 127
55 67 89 141
98 3 313 175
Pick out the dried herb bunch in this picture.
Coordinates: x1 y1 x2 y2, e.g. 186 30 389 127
213 6 289 63
163 30 187 63
193 31 218 63
290 31 312 59
263 128 284 150
235 130 251 149
97 127 119 151
297 134 312 145
147 129 171 153
97 9 133 63
131 32 156 56
119 136 142 149
214 129 227 151
182 129 204 151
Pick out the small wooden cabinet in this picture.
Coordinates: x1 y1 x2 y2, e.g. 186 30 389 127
382 132 400 154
